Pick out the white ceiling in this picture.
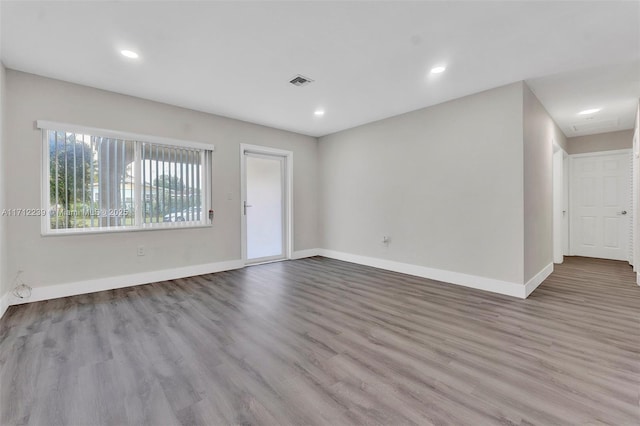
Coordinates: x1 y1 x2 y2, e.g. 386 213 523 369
527 61 640 137
1 1 639 138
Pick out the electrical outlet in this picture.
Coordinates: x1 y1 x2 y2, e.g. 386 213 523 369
12 270 32 299
137 246 145 256
14 284 31 299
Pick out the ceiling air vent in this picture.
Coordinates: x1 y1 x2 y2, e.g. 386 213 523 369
571 118 619 133
289 75 314 87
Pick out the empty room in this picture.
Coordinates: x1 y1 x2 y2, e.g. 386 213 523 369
0 1 639 425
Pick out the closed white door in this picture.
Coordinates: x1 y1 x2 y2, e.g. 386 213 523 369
240 144 292 265
245 153 284 261
570 151 630 261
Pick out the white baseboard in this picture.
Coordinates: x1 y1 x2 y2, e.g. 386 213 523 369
4 259 244 309
317 249 528 298
0 250 556 318
524 263 554 297
291 249 320 260
637 272 639 286
0 292 9 319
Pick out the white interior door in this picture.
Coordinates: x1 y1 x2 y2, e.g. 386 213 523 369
570 150 631 261
241 145 292 264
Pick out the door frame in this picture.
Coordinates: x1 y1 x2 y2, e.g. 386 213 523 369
633 127 639 272
552 143 568 263
240 143 293 264
568 148 632 259
563 153 570 256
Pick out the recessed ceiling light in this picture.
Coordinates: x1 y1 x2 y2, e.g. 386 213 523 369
314 109 325 117
120 49 139 59
430 65 446 74
578 108 601 115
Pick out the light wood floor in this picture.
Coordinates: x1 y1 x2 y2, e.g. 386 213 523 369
0 256 638 425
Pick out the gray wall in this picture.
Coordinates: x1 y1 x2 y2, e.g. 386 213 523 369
319 82 526 285
522 84 566 282
1 70 571 298
4 70 319 290
567 129 633 155
0 63 6 297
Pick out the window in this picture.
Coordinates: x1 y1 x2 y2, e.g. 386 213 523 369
39 121 213 235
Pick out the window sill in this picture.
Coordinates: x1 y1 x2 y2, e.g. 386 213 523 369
42 223 213 237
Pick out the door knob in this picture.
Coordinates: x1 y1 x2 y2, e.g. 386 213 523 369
620 210 627 215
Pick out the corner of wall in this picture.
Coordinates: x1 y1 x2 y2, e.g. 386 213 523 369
0 293 8 319
318 82 529 288
524 262 554 297
524 82 568 151
0 62 8 317
522 82 561 285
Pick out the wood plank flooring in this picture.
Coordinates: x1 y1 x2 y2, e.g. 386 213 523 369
0 256 638 425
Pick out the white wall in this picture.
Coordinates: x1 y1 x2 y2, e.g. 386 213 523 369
522 84 566 281
3 70 318 295
319 82 526 287
567 129 634 155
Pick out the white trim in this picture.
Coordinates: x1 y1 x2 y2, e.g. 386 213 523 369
632 126 639 269
242 144 293 157
0 252 554 316
240 144 293 264
291 249 320 259
4 259 243 307
41 128 49 236
240 147 247 261
637 272 639 286
36 120 215 151
41 223 213 237
569 148 632 159
0 292 9 319
563 153 570 256
317 249 529 298
524 263 554 297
